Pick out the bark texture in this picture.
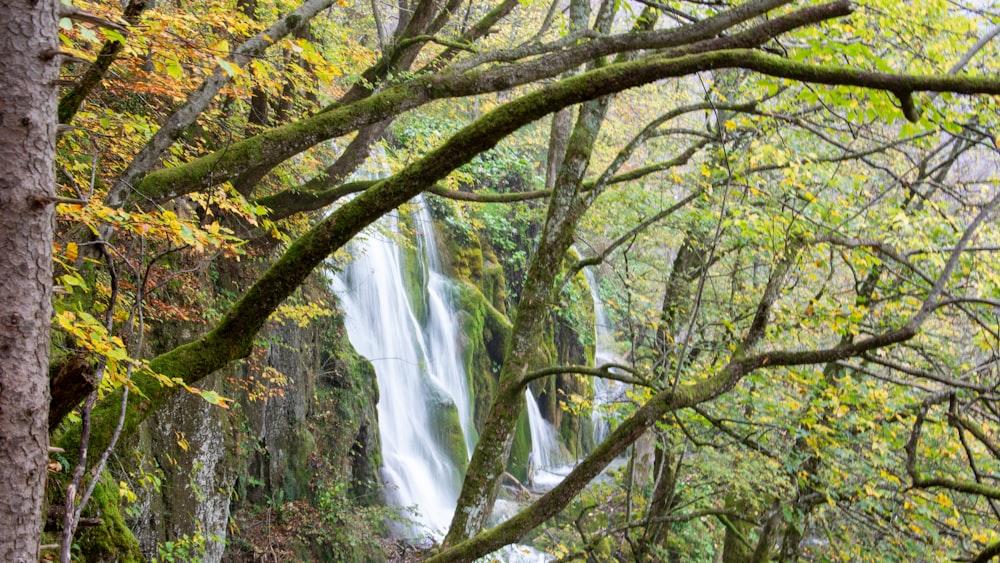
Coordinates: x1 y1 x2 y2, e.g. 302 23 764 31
0 0 59 559
445 84 613 545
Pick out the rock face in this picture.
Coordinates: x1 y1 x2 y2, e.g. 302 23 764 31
134 371 234 562
78 197 596 561
120 280 383 563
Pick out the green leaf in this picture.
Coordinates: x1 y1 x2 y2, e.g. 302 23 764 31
166 59 183 81
79 25 99 43
198 389 230 408
216 58 237 78
100 28 127 44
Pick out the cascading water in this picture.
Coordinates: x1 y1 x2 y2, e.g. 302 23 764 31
581 265 622 444
525 389 562 476
523 258 625 490
331 197 474 539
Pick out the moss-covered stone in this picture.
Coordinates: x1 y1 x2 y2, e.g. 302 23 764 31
427 382 470 475
453 281 511 430
398 209 429 323
480 244 509 316
426 197 484 284
74 473 145 562
319 308 383 506
507 408 532 482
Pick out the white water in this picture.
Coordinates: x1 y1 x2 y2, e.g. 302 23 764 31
525 389 562 478
522 261 626 491
582 266 623 444
331 198 473 539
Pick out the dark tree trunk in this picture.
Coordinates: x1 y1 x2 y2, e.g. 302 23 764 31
0 0 59 559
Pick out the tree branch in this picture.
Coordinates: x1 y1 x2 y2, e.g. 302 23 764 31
132 1 858 203
58 0 147 124
58 6 128 33
104 0 338 209
521 364 649 387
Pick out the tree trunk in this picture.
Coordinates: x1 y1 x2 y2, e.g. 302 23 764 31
722 495 754 563
444 87 613 545
0 0 59 559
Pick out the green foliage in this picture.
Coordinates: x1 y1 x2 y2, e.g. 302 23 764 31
153 533 207 563
392 114 542 194
284 480 395 562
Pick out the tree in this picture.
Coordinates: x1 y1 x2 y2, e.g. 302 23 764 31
0 0 60 559
42 0 1000 559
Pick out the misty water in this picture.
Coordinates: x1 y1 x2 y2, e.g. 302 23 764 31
331 199 473 539
331 198 620 561
581 265 625 444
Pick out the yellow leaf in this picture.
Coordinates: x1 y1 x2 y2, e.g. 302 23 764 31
65 241 78 262
936 492 952 508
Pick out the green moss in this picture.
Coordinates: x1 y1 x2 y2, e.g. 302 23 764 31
454 281 511 430
427 383 470 475
285 423 319 500
75 472 145 562
480 244 508 315
507 408 531 482
319 310 383 506
399 210 429 322
426 197 484 284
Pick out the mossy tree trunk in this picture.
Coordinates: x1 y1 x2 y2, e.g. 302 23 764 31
721 494 754 563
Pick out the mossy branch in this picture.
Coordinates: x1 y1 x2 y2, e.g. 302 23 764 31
136 47 1000 205
428 186 552 203
905 394 1000 501
253 180 378 221
521 364 650 387
396 34 477 53
132 0 856 203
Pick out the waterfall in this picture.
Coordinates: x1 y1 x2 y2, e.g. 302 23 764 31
331 197 473 540
522 255 623 489
525 389 562 474
581 265 621 444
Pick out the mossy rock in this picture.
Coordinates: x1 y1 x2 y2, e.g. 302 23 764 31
507 407 532 483
426 198 484 284
317 309 383 506
453 281 512 430
74 473 145 562
398 210 430 323
480 244 508 315
427 381 471 475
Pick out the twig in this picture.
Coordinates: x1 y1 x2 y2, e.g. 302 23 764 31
58 5 128 33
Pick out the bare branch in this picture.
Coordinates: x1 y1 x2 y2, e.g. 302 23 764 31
58 5 128 33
